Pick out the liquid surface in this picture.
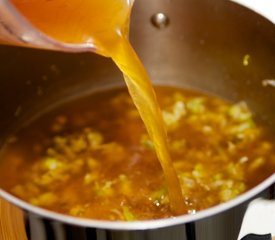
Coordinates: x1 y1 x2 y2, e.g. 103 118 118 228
0 86 274 221
11 0 185 213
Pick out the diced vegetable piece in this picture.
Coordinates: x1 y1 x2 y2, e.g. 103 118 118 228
84 173 98 185
170 139 186 152
118 174 132 196
30 192 58 206
162 100 186 127
228 102 252 122
87 157 98 169
85 129 103 147
122 206 136 221
70 205 86 216
249 157 265 171
228 120 255 135
140 134 154 150
94 181 114 197
150 187 168 205
192 164 205 179
70 136 87 153
42 157 63 170
242 54 250 66
219 181 246 201
186 98 205 114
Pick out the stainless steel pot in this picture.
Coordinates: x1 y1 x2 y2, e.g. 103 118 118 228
0 0 275 239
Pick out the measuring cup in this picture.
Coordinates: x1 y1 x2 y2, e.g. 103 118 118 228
0 0 134 53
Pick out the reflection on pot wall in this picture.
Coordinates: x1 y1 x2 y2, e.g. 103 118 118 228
0 0 274 239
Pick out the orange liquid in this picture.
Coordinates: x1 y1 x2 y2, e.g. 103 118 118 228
11 0 185 214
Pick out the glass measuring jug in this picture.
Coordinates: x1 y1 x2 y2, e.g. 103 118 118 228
0 0 133 55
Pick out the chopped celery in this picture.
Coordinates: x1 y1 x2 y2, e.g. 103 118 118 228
94 181 114 197
42 157 63 170
249 157 265 171
228 119 255 135
162 100 186 127
243 54 250 66
228 102 252 122
150 187 168 205
85 130 103 147
122 206 136 221
118 174 132 196
70 205 86 216
30 192 58 206
186 98 205 114
140 134 154 150
170 139 186 152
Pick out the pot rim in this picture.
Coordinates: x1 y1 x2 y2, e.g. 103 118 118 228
0 174 274 230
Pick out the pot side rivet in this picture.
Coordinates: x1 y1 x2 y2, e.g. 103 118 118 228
151 13 170 29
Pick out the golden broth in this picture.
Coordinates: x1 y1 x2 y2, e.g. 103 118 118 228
11 0 185 214
0 86 274 221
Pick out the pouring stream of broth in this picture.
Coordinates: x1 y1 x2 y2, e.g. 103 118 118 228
10 0 185 214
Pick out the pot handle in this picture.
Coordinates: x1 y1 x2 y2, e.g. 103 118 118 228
230 0 275 24
241 233 272 240
238 199 275 240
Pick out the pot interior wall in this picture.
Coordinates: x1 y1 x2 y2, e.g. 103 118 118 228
0 0 274 239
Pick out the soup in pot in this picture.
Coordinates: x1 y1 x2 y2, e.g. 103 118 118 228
0 86 274 221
